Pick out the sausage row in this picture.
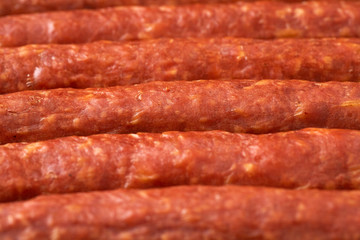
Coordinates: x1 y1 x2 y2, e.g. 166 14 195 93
1 79 360 144
1 1 360 47
1 128 360 202
1 185 360 239
1 1 358 238
1 38 360 94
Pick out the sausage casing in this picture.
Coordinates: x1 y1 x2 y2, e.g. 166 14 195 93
1 38 360 94
1 128 360 202
0 0 243 16
2 0 355 16
1 79 360 144
1 185 360 239
1 1 360 47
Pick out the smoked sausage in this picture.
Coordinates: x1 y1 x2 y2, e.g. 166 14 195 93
1 1 360 47
2 0 356 16
1 185 360 239
1 80 360 144
1 128 360 202
2 38 360 94
0 1 242 16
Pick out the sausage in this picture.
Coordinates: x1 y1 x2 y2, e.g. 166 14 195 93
1 79 360 144
1 1 360 47
1 128 360 202
2 38 360 94
1 185 360 239
2 0 356 16
0 1 245 16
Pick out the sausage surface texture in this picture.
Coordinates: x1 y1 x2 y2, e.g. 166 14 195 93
2 38 360 94
1 0 355 16
0 0 243 16
1 79 360 144
1 185 360 239
1 128 360 202
1 1 360 47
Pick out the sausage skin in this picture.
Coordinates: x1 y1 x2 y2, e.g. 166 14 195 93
1 1 360 47
1 79 360 144
2 38 360 94
1 128 360 202
0 1 242 16
1 0 355 16
1 185 360 239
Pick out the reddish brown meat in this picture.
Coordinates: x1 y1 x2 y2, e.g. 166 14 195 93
1 185 360 239
2 0 357 16
1 80 360 144
0 1 241 16
1 38 360 94
1 128 360 202
1 1 360 47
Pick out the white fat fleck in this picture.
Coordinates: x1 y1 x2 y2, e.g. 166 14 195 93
33 67 43 81
241 5 249 12
47 21 55 40
204 10 212 17
159 6 172 12
294 104 304 117
295 8 305 17
119 33 133 41
296 183 311 190
93 147 103 156
234 65 253 76
7 215 15 224
144 24 154 32
130 110 144 125
248 145 260 155
214 194 221 201
181 209 188 215
129 134 140 139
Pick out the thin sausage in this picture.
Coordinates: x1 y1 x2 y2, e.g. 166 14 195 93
1 80 360 144
0 1 243 16
1 128 360 202
2 0 356 16
1 38 360 94
1 185 360 239
1 1 360 47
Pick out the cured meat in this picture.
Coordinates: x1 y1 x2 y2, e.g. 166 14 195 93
1 38 360 94
1 185 360 239
3 0 357 16
1 80 360 144
1 128 360 202
0 1 242 16
1 1 360 47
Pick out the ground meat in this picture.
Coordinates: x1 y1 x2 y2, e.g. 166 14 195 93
1 128 360 202
1 80 360 144
0 185 360 239
1 38 359 94
3 0 357 16
1 1 360 47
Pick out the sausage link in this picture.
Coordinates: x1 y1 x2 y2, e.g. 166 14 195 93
2 0 356 16
1 79 360 144
1 185 360 239
2 38 360 94
0 0 242 16
1 1 360 47
1 128 360 202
